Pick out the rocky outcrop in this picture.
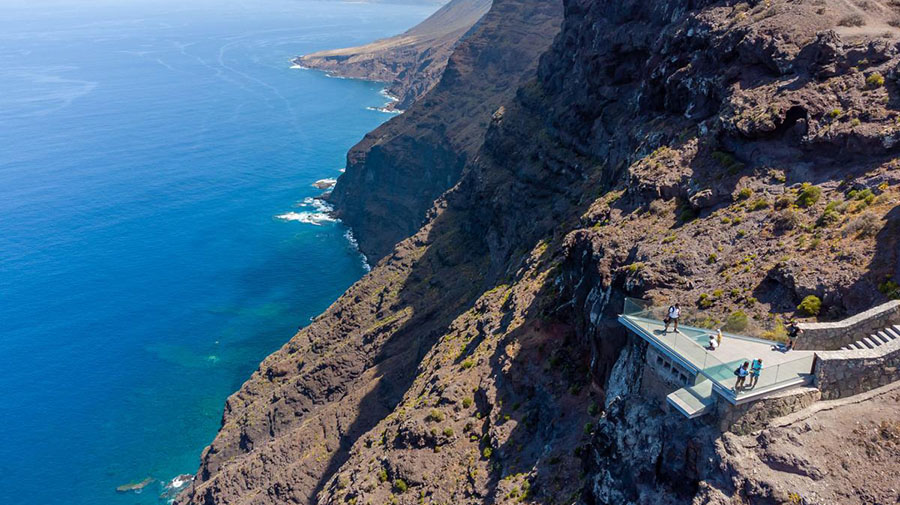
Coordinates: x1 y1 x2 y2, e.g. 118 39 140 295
179 0 900 503
296 0 491 110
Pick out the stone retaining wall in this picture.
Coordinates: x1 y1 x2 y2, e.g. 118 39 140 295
716 387 821 435
795 300 900 351
813 339 900 399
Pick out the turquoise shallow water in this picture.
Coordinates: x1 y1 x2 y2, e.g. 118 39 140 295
0 1 435 504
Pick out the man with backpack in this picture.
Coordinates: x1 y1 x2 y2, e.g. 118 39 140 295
733 361 750 391
663 303 681 333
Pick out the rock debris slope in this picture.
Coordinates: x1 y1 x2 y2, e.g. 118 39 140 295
178 0 900 503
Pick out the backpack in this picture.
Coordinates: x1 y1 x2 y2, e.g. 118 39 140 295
733 366 742 376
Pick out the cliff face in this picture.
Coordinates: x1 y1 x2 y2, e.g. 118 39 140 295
326 0 562 263
178 0 900 504
297 0 491 110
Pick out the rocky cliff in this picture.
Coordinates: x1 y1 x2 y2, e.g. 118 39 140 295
326 0 562 262
178 0 900 503
296 0 491 111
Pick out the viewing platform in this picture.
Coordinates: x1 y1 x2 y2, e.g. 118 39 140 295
618 298 815 418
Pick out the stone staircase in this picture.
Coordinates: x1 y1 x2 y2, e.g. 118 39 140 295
840 325 900 350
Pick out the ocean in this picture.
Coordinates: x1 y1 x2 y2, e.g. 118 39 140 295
0 1 436 504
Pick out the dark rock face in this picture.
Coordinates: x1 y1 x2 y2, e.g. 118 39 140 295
328 0 563 263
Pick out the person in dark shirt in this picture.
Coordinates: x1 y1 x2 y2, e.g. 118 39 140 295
787 320 802 350
734 361 750 391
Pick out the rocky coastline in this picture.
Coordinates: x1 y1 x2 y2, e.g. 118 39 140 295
177 0 900 503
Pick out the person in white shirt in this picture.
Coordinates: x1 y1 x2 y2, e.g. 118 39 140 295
708 333 719 350
664 303 681 333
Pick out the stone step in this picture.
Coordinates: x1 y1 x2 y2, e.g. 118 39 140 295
849 342 863 350
884 327 900 340
861 337 877 348
875 331 892 344
893 325 900 337
841 346 851 350
871 333 889 345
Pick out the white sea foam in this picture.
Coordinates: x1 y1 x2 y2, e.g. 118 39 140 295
366 106 403 115
344 229 371 272
290 64 309 70
169 475 193 489
379 89 399 103
276 211 336 226
297 197 334 213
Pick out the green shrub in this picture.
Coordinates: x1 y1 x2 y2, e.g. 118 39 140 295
427 409 445 422
797 295 822 316
378 469 388 483
818 207 842 227
749 198 769 210
588 402 600 416
462 397 473 408
712 150 745 174
583 422 594 435
442 427 454 437
736 187 753 200
867 72 885 88
879 280 900 300
796 184 822 208
698 293 713 309
829 108 843 118
482 447 493 459
707 253 718 264
774 209 800 231
393 479 408 493
848 188 875 205
844 213 880 238
625 262 645 274
679 207 697 222
774 194 793 210
461 360 475 370
723 310 749 332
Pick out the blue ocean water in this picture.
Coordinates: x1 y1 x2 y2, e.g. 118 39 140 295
0 1 436 504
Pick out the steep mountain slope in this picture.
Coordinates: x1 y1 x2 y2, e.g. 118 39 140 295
296 0 491 110
178 0 900 504
326 0 562 263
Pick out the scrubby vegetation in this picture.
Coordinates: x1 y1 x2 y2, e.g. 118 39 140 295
797 295 822 316
866 72 885 88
